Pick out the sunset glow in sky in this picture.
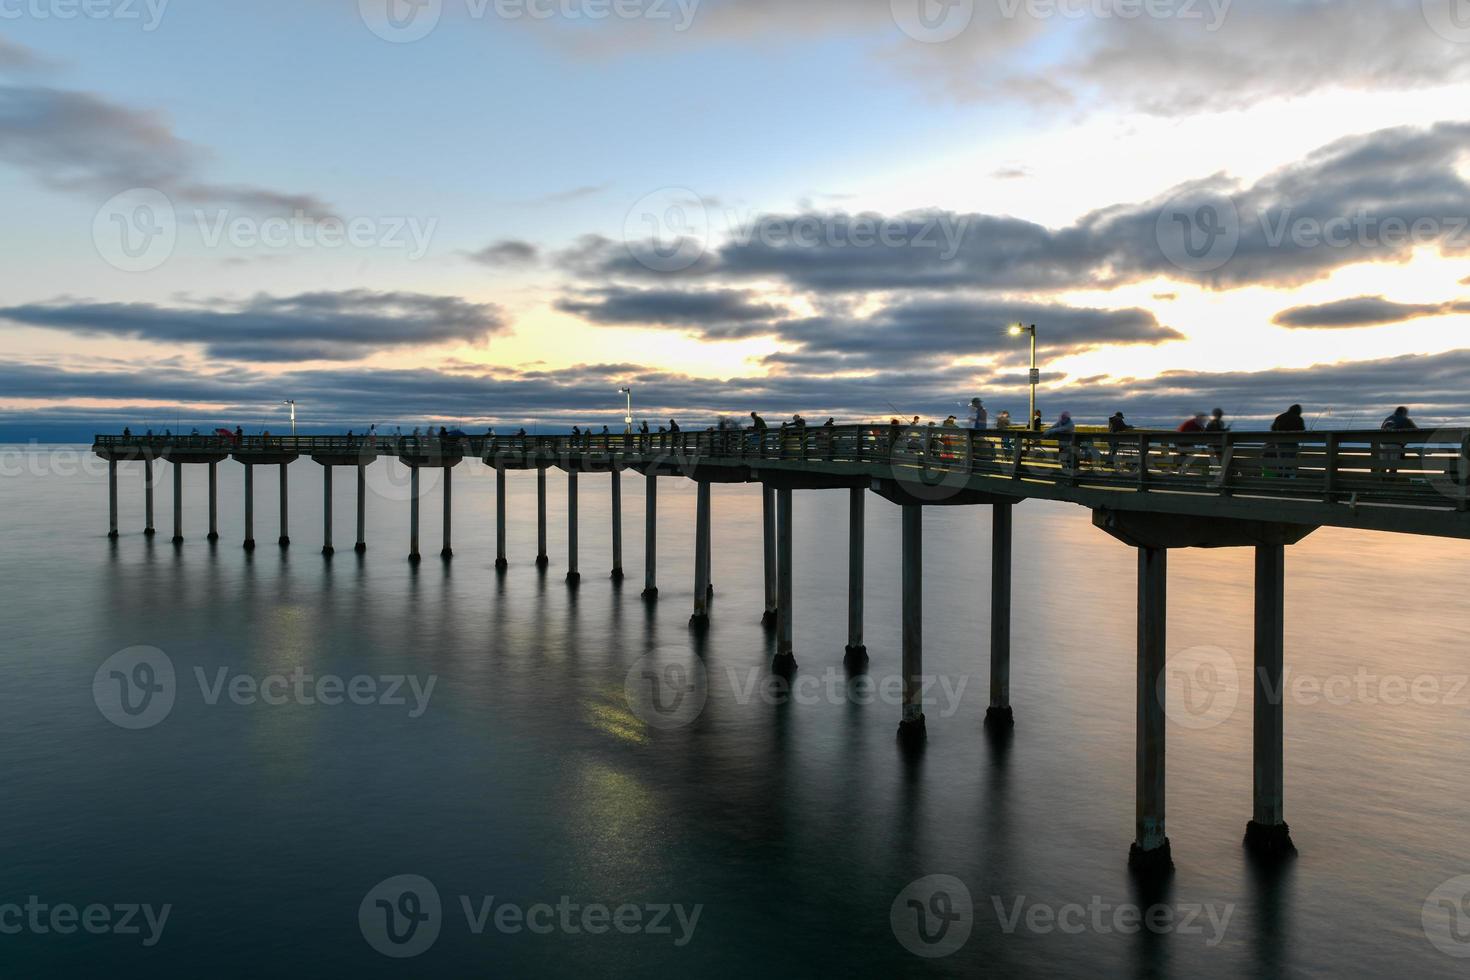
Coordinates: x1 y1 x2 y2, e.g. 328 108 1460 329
3 0 1470 436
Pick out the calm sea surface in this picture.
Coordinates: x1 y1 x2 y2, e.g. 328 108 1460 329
3 446 1470 977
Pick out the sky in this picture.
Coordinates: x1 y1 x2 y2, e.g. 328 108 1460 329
2 0 1470 439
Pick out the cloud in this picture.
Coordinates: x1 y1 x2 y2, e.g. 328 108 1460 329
526 184 609 205
0 290 506 362
466 239 540 268
0 83 329 214
569 122 1470 293
1273 295 1470 328
555 286 788 339
0 37 51 73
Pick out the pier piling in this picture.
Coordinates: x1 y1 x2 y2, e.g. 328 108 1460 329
321 465 334 556
107 459 119 540
844 487 867 666
243 463 255 551
207 461 219 542
144 459 155 537
641 473 658 599
610 468 624 580
987 502 1015 728
773 487 796 674
899 504 925 742
535 467 549 568
495 463 507 570
691 480 711 627
1130 545 1172 874
1246 543 1295 859
761 486 777 626
566 471 579 583
171 462 183 545
354 465 366 554
409 465 421 563
279 463 291 548
441 466 453 560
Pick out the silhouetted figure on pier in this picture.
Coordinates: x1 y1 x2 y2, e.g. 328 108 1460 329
123 427 131 438
1031 410 1043 432
1206 408 1229 432
1270 404 1306 478
1382 406 1418 431
968 398 988 430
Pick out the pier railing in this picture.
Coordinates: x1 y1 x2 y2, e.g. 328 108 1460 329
93 425 1470 513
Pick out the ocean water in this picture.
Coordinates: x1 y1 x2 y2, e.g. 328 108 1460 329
3 445 1470 977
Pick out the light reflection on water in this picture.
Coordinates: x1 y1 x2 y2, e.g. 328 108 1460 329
1 450 1469 977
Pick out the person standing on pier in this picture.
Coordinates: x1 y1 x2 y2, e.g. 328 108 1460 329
1379 406 1418 475
968 398 988 430
1270 404 1306 478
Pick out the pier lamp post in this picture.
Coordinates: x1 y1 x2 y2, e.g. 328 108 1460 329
1009 324 1038 428
283 400 297 436
618 388 633 434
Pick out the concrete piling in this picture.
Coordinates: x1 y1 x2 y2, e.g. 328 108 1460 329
409 465 421 563
774 487 796 674
1130 545 1172 874
441 466 453 560
691 480 711 627
611 468 624 580
243 463 255 551
1246 543 1295 859
642 473 658 599
495 463 508 570
535 467 549 568
108 459 119 539
144 459 156 537
279 463 291 548
207 461 219 542
566 470 579 583
354 465 367 554
321 465 334 556
844 487 867 666
986 502 1015 728
171 462 184 545
899 504 926 742
761 485 777 626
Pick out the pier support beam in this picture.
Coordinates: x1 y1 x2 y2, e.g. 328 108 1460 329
641 473 658 599
986 502 1015 728
535 468 549 568
207 461 219 542
354 465 367 554
494 463 508 570
143 459 156 536
844 487 867 666
279 463 291 548
691 481 711 627
1130 546 1172 874
899 504 926 742
610 468 624 580
243 463 255 551
773 488 796 674
171 462 184 544
761 486 777 626
441 466 453 560
1246 543 1295 859
321 466 335 556
108 459 119 539
565 471 579 583
408 465 421 563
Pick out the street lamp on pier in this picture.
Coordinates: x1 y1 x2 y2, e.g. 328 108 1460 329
1009 324 1038 428
618 388 633 434
283 400 297 436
